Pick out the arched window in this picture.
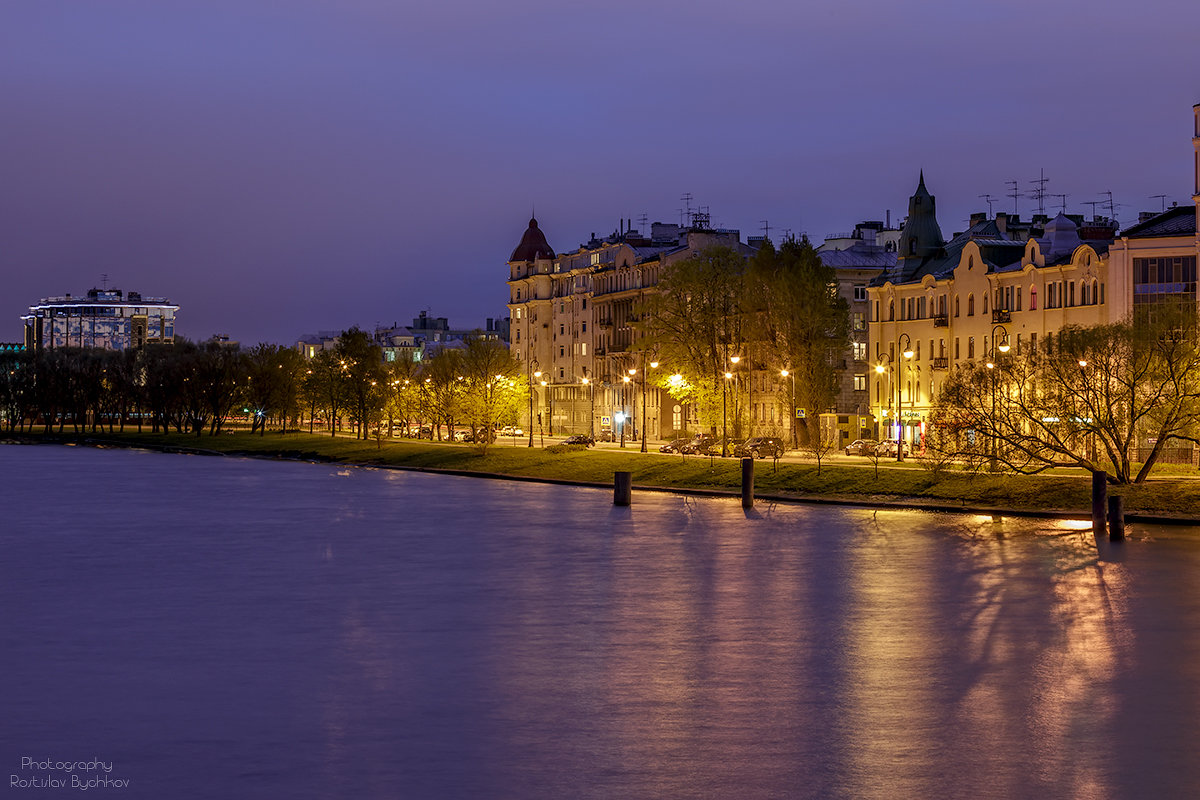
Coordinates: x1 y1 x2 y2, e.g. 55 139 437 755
889 300 895 321
968 294 975 316
1030 287 1038 310
909 238 917 256
983 293 988 314
955 296 960 317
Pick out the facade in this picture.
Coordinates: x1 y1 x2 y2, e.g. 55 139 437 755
297 313 509 363
868 175 1117 450
22 289 177 351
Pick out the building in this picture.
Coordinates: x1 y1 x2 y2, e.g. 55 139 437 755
867 173 1119 450
22 288 178 351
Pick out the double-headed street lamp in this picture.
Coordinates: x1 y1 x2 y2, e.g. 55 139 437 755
620 373 631 447
631 356 660 453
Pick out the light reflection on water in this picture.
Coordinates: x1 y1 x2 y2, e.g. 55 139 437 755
2 445 1199 799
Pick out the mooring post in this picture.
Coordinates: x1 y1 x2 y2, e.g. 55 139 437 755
1108 495 1125 542
1092 470 1107 538
614 471 632 507
741 457 754 509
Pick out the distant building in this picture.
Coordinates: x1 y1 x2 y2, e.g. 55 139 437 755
22 288 178 351
296 312 509 363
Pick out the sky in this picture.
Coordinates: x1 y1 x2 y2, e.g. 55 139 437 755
2 0 1199 346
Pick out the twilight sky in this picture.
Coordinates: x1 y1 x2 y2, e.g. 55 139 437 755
2 0 1198 346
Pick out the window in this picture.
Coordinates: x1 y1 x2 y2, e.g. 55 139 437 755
889 300 895 321
853 285 867 301
853 374 867 391
968 337 975 358
516 307 522 319
955 338 960 359
968 294 975 316
1030 332 1037 351
955 296 960 317
918 297 926 319
559 367 564 378
1017 287 1022 311
852 341 868 361
581 321 586 333
852 312 866 331
1030 287 1037 310
983 293 988 314
915 340 921 360
559 324 564 335
873 300 880 322
559 346 565 357
1069 281 1075 307
581 343 587 356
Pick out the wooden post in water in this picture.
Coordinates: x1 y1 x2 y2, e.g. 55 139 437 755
1092 470 1107 538
614 471 632 507
1108 495 1125 542
741 457 754 509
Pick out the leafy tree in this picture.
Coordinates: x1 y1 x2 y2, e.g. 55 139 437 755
335 328 387 439
750 236 850 445
934 316 1200 483
458 334 523 451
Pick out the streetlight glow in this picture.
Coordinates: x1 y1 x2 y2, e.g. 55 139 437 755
729 355 740 364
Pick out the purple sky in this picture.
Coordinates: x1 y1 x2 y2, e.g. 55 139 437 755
3 0 1198 346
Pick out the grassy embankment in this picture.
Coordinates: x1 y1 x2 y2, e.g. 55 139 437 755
8 428 1200 519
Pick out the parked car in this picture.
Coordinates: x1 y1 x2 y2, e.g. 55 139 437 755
734 436 787 459
561 434 595 447
695 436 744 456
500 425 524 437
844 439 879 457
875 439 912 457
659 437 691 454
681 433 717 455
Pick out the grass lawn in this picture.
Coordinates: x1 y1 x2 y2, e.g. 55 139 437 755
6 428 1200 519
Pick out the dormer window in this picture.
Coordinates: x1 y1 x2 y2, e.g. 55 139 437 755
908 239 917 256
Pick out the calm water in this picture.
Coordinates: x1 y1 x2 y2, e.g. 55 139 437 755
2 445 1199 799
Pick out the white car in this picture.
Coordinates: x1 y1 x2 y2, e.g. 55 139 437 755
500 426 524 437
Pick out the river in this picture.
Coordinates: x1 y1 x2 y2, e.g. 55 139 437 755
2 444 1198 799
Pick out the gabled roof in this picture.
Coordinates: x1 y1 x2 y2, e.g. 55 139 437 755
1120 205 1197 238
818 241 897 269
871 218 1024 286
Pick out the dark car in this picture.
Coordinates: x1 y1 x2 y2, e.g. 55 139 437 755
696 436 744 456
561 434 595 447
844 438 879 457
734 436 787 459
681 433 717 455
659 437 691 454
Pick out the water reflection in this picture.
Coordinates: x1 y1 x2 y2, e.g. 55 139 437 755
2 446 1199 799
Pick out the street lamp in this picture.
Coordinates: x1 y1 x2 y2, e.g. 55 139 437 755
988 324 1010 470
896 332 913 461
722 369 733 457
638 358 659 453
528 360 540 447
620 374 631 447
582 376 594 439
781 368 796 449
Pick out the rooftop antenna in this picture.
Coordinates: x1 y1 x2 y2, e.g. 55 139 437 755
681 192 693 225
638 212 648 233
782 227 793 241
978 194 997 215
1005 180 1021 215
1150 194 1168 212
1030 168 1049 216
100 273 109 290
1051 193 1069 213
677 208 685 226
760 220 771 240
1083 200 1101 219
1101 191 1116 218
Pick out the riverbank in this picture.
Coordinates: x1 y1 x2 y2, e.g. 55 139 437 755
5 429 1200 522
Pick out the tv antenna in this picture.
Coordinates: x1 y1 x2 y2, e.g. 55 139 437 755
638 212 648 233
1083 200 1101 219
978 194 997 215
760 220 771 240
1150 194 1168 212
1030 168 1049 215
782 227 794 241
1005 180 1021 215
100 273 109 290
1050 193 1069 213
681 192 693 222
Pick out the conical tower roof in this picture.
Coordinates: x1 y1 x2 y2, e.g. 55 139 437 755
509 217 555 262
898 171 945 269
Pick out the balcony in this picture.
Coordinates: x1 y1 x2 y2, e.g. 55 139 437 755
932 357 949 370
594 347 606 356
992 309 1011 323
932 314 949 327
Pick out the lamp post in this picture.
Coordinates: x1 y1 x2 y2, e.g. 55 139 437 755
582 376 594 439
639 358 659 453
620 374 631 447
987 324 1010 470
896 333 913 461
527 360 540 448
875 359 890 444
781 368 796 449
722 368 733 457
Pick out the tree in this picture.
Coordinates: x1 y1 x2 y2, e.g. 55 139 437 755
458 334 523 451
335 328 387 439
422 347 465 440
750 236 850 445
933 316 1200 483
639 245 748 435
244 344 303 434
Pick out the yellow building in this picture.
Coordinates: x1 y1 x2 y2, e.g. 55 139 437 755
868 176 1115 451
